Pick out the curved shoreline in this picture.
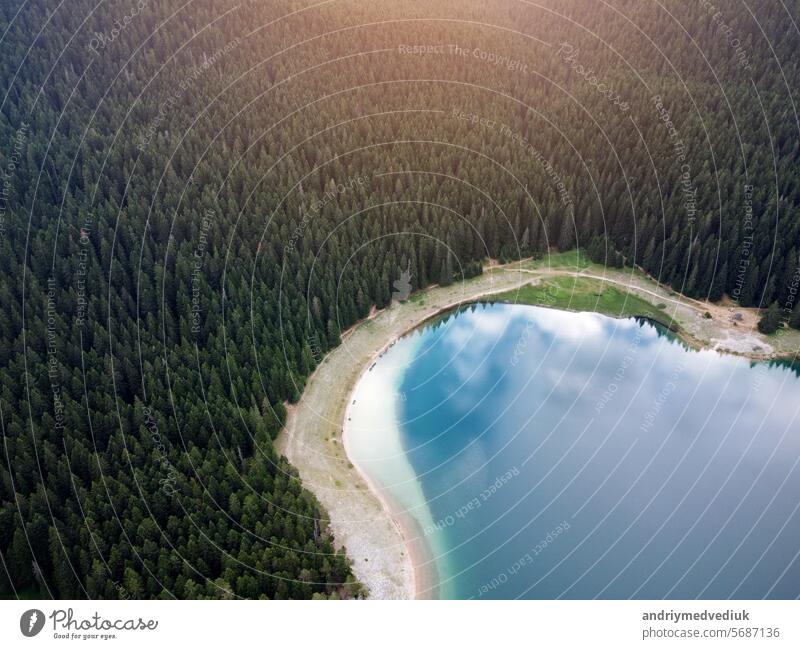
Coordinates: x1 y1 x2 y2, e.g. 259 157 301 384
276 268 540 599
340 339 438 599
276 260 800 600
342 395 439 599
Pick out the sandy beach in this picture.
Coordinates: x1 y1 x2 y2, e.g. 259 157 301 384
275 260 799 600
276 267 537 598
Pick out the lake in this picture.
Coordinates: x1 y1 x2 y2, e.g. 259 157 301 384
345 303 800 599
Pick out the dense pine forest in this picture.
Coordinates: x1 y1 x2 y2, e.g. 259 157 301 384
1 0 798 598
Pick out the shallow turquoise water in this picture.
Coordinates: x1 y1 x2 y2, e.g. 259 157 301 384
369 303 800 599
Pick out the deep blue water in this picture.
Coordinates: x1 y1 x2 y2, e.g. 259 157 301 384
394 303 800 599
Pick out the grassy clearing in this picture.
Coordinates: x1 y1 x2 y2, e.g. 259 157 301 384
485 275 677 329
517 249 592 272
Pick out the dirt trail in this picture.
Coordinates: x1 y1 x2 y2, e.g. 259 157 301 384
505 265 767 339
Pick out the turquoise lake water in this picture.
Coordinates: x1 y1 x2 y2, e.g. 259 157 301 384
354 303 800 599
